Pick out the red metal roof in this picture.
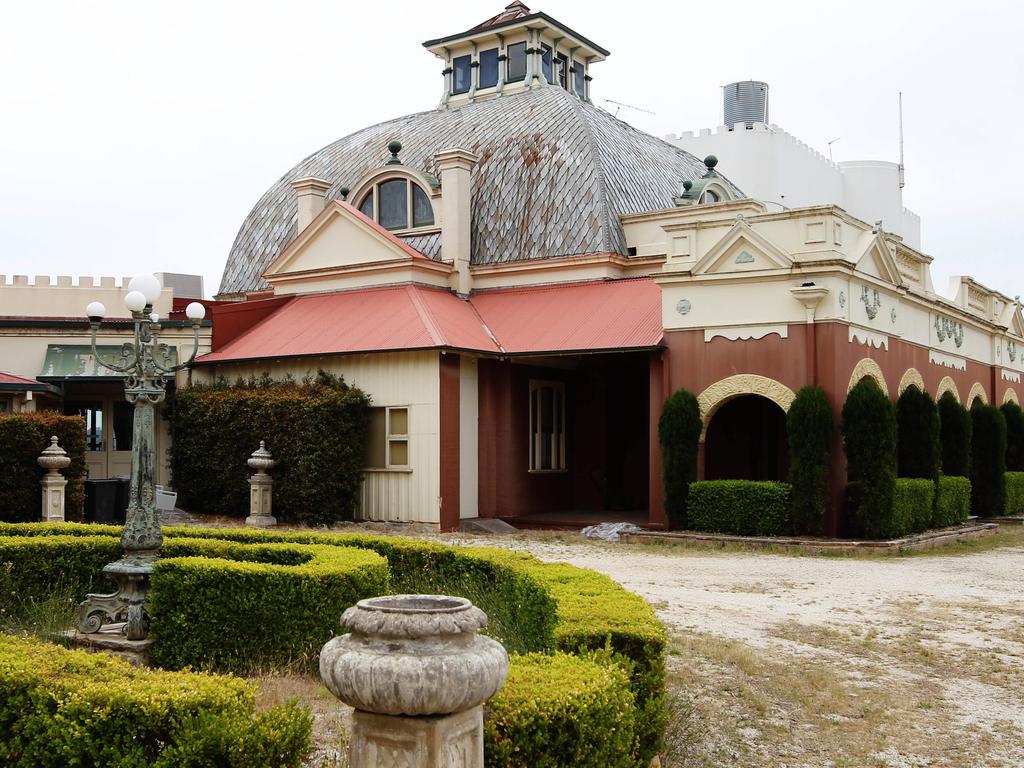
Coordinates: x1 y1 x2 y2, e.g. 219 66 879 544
0 372 43 386
196 279 662 364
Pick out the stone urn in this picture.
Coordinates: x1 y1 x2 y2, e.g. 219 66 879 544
37 435 71 475
319 594 509 717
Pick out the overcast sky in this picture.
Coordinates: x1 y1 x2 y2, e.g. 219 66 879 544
1 1 1020 300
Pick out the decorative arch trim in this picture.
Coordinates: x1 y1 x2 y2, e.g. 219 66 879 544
1003 388 1019 406
897 368 925 395
847 358 888 395
696 374 796 441
967 382 988 407
936 376 960 403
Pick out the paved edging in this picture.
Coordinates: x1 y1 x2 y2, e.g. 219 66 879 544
620 523 1000 555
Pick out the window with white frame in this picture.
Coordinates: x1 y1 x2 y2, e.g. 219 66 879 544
365 406 410 469
357 178 434 231
529 380 566 472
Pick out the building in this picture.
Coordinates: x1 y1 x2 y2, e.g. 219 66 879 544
198 3 1024 534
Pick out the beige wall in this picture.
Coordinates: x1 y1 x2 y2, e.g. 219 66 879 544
0 275 175 317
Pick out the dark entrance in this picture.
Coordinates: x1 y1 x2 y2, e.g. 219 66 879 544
704 395 788 481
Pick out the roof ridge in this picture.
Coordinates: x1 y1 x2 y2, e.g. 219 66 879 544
404 285 447 347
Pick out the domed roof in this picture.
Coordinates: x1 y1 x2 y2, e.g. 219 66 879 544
219 86 738 296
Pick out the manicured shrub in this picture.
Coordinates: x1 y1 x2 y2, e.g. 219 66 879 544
1001 402 1024 471
658 389 702 529
970 403 1006 517
892 478 935 535
841 378 896 539
0 413 86 522
485 652 636 768
687 480 791 536
938 392 971 477
934 475 971 528
1005 472 1024 515
168 371 369 524
896 386 940 482
0 634 311 768
786 386 834 535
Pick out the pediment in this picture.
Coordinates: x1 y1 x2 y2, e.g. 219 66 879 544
692 219 793 275
856 234 903 286
264 201 430 280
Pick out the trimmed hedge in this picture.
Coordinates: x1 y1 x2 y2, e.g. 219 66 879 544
896 386 940 482
0 523 667 766
687 480 791 536
786 386 834 535
970 403 1007 517
938 392 971 477
0 634 310 767
1005 472 1024 515
658 389 702 530
842 378 897 539
1001 402 1024 471
934 475 971 528
0 413 87 522
892 478 935 535
485 652 635 768
168 372 370 524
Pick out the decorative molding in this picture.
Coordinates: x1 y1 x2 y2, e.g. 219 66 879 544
860 285 881 320
936 376 960 403
1009 340 1017 362
1004 388 1019 405
934 315 964 348
838 290 846 309
1001 369 1022 384
704 324 788 343
967 382 988 406
898 368 925 394
734 250 755 264
847 358 888 394
848 325 888 350
929 350 967 371
696 374 797 441
675 298 691 315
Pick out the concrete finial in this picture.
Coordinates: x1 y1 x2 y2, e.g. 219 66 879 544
38 436 71 475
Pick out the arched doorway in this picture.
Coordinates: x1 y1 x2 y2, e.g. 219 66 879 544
704 395 789 481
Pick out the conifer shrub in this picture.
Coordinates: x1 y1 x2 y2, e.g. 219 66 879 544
168 371 369 524
934 475 971 527
1000 401 1024 471
969 403 1006 517
786 386 834 535
841 378 897 538
938 392 971 477
0 413 86 522
658 389 702 529
1005 472 1024 515
896 386 940 482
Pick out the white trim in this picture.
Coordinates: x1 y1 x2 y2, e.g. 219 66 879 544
1001 369 1022 384
848 325 889 350
704 324 788 342
929 350 967 371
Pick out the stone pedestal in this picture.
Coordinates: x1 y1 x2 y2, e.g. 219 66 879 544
350 708 483 768
245 441 276 527
37 436 70 522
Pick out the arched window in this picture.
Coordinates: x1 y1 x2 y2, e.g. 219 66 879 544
356 178 435 231
701 189 720 204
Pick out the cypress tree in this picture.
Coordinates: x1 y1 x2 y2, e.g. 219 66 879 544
938 392 971 477
1000 401 1024 471
841 378 897 538
970 403 1007 517
658 389 702 530
787 386 834 535
896 385 940 482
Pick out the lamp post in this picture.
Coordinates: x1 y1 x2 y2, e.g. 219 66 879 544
75 274 206 641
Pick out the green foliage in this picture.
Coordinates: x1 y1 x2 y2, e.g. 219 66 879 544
0 413 86 522
934 475 971 528
658 389 702 529
168 371 370 524
786 386 834 535
1004 472 1024 515
938 392 971 477
687 480 791 536
896 386 940 482
0 634 310 768
970 403 1007 517
891 478 935 535
841 378 897 538
1000 402 1024 471
485 652 636 768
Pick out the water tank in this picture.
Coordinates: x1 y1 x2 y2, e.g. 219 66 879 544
723 81 769 128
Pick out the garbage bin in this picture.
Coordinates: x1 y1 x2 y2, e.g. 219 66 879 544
84 479 126 525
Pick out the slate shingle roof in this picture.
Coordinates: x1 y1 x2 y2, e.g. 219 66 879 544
219 86 737 296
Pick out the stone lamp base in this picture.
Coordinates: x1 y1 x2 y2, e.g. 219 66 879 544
350 707 483 768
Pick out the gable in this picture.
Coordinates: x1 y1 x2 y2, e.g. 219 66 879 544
855 234 903 286
692 219 793 275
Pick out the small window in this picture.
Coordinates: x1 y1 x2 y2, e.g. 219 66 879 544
506 41 526 82
573 60 585 98
479 48 499 88
452 54 472 95
556 53 568 89
541 45 552 83
529 381 566 472
65 401 104 451
378 179 408 230
702 189 720 204
359 190 374 219
365 406 410 469
356 179 434 230
412 185 433 228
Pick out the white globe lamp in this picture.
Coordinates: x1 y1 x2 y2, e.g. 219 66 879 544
85 301 106 322
127 273 162 307
124 290 147 313
185 302 206 322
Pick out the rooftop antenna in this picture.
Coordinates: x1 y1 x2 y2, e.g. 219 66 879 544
603 98 656 118
898 91 906 189
827 137 841 162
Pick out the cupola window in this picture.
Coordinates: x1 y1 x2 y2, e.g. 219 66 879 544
506 41 527 82
556 52 568 89
452 54 472 95
479 48 499 88
573 61 585 98
541 45 552 83
357 178 435 231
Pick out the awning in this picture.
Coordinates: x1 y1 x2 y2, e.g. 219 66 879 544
0 371 60 395
37 345 177 382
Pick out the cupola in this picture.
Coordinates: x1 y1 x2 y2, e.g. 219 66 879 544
422 2 609 107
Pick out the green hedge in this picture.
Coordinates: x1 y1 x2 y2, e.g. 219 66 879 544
485 652 635 768
938 392 971 477
786 386 834 536
0 523 667 766
0 634 310 767
842 378 897 539
658 389 702 530
1002 402 1024 471
893 478 935 535
687 480 791 536
934 475 971 528
1005 472 1024 515
0 413 86 522
896 386 940 482
168 372 369 524
970 403 1007 517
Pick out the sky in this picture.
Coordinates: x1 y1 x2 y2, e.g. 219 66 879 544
1 1 1021 300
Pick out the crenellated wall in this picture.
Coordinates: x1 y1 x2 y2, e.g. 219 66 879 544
0 274 175 317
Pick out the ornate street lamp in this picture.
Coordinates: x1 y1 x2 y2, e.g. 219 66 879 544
75 274 205 640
